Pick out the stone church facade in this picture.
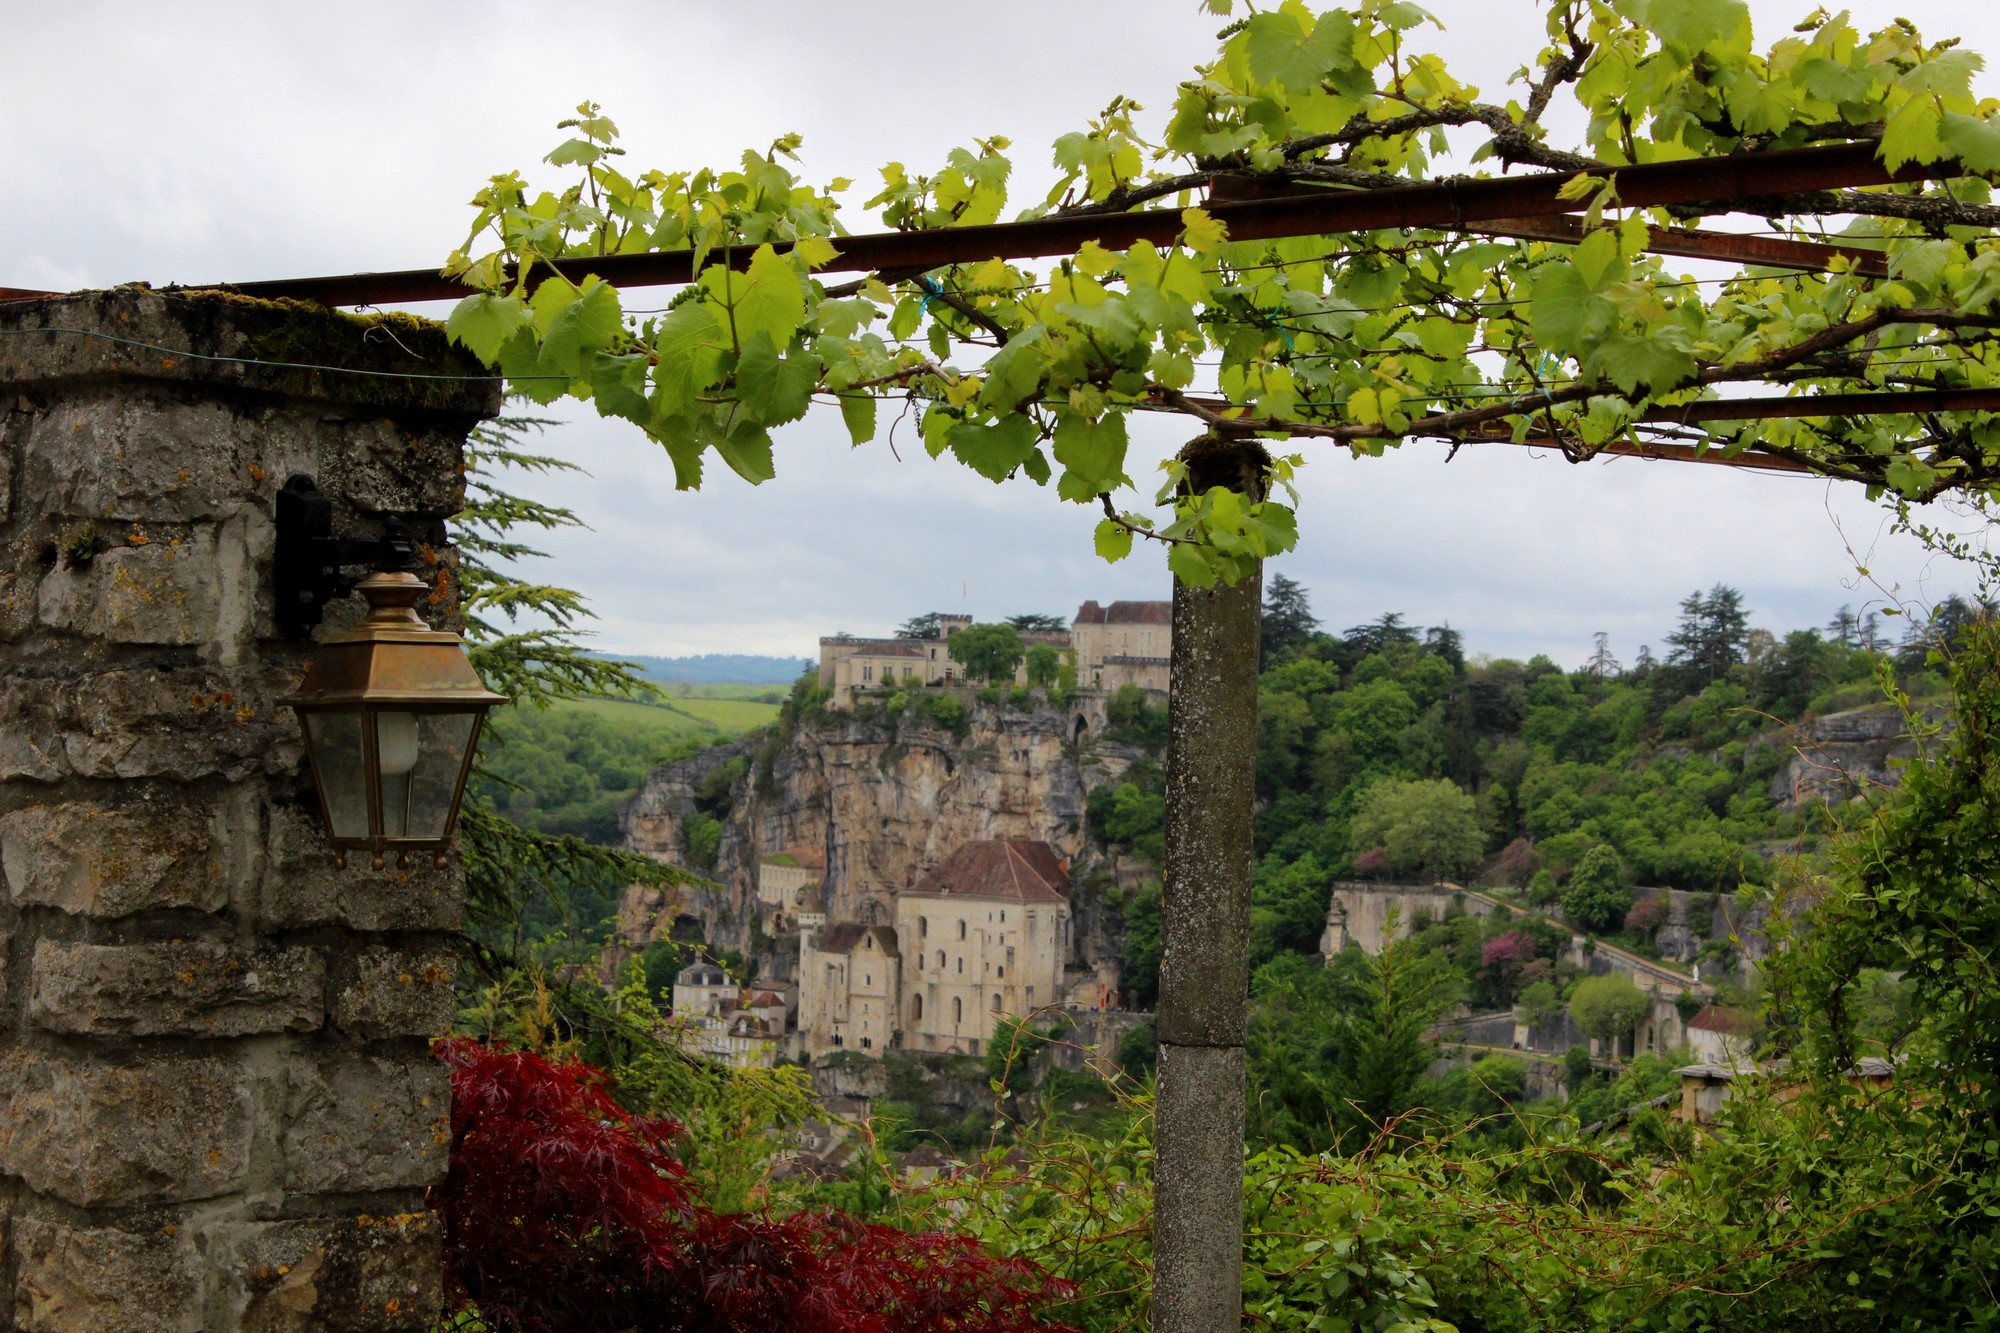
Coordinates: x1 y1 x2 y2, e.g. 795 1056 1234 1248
797 840 1073 1057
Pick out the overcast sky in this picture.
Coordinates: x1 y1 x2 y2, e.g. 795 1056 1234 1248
6 1 1995 666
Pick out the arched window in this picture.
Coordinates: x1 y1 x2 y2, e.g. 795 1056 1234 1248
936 950 946 969
991 993 1001 1012
956 956 963 973
912 994 923 1022
952 997 962 1024
919 916 928 937
958 920 967 940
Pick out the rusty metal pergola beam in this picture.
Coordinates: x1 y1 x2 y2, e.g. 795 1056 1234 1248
1205 173 1896 277
193 140 1938 307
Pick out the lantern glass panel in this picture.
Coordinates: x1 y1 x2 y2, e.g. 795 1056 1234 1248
304 711 371 839
376 710 478 840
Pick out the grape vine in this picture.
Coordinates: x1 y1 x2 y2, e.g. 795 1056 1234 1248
441 0 2000 585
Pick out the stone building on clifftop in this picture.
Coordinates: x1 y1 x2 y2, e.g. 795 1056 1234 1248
1069 599 1171 693
818 600 1171 706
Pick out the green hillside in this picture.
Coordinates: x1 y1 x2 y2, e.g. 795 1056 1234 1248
472 688 782 847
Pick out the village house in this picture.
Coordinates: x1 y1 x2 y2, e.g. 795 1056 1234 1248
672 958 737 1018
758 845 825 932
796 839 1074 1057
817 600 1171 706
669 961 789 1069
1683 1003 1757 1068
796 923 902 1053
1673 1056 1896 1126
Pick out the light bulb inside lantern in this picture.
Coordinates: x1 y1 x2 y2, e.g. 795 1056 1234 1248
377 712 421 777
377 711 421 839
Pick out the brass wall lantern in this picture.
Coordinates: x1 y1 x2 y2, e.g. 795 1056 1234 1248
277 475 505 868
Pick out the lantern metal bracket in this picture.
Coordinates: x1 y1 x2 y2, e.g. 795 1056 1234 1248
275 474 420 640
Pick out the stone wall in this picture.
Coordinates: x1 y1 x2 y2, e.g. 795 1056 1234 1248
1319 882 1513 956
0 290 495 1330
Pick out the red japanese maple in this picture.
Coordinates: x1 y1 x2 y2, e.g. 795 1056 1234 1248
431 1038 1076 1333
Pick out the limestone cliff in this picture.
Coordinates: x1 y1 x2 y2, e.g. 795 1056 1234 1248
610 693 1148 985
1758 703 1941 809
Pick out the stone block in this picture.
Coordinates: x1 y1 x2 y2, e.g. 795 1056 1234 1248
0 801 224 917
28 941 323 1038
282 1055 450 1195
0 932 10 1034
19 394 276 525
0 409 14 521
201 1213 440 1332
263 804 463 932
311 418 468 519
0 570 33 643
13 393 466 534
0 678 65 782
11 1216 200 1333
36 532 220 646
63 665 303 782
332 945 457 1040
0 1051 253 1207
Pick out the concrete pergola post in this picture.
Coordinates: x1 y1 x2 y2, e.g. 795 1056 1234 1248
0 290 495 1330
1153 434 1266 1333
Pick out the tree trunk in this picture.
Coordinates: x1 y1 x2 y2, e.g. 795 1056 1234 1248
1153 435 1267 1332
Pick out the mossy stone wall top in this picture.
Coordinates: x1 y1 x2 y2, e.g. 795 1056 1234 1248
0 288 500 420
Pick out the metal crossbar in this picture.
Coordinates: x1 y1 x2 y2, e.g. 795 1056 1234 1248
196 141 1941 306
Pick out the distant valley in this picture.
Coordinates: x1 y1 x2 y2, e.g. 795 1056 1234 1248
598 652 813 685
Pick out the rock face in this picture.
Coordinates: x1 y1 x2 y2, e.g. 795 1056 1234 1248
1762 703 1937 808
614 694 1146 986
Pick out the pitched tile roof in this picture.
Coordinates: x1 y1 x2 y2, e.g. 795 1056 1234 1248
908 840 1070 904
814 923 900 957
1074 599 1172 627
1688 1003 1754 1035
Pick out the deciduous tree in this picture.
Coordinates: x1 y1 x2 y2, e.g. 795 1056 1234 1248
1561 845 1632 933
1349 778 1483 883
1568 974 1652 1054
948 622 1027 684
1025 642 1061 688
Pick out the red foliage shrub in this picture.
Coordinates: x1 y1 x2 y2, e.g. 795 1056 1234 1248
1352 847 1388 877
1481 929 1538 973
431 1038 1076 1333
1494 837 1544 888
1480 930 1540 1002
1625 892 1671 937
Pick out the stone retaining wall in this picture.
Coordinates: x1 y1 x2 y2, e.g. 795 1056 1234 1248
0 290 495 1330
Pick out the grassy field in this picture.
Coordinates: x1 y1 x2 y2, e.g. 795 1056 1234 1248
677 682 792 702
551 691 783 737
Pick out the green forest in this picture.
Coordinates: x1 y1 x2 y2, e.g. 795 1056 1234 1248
1090 575 1963 1015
